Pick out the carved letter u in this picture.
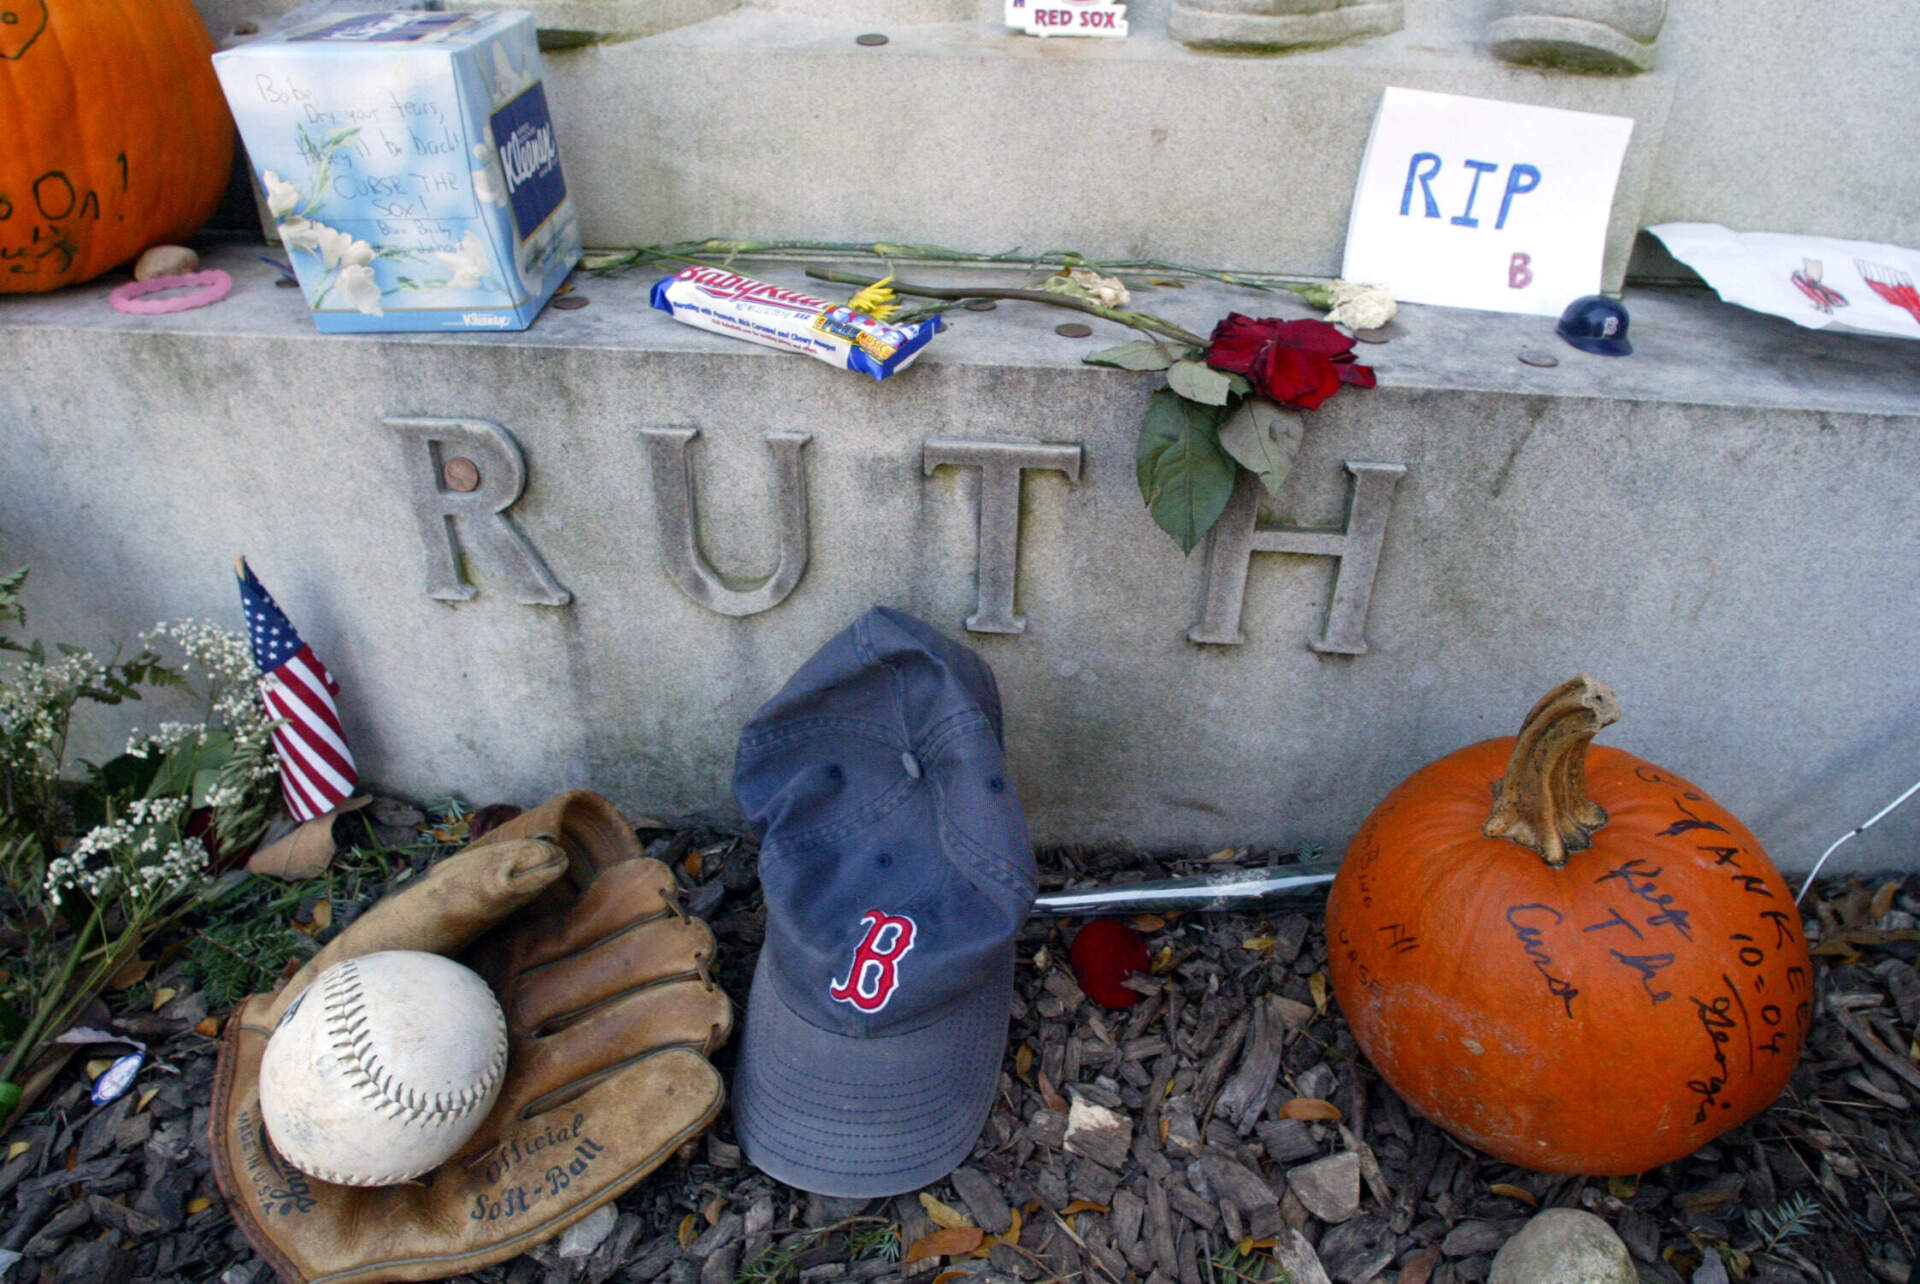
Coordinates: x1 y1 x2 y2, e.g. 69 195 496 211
641 428 811 617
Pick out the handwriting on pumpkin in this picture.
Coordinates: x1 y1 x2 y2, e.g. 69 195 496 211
1594 858 1694 941
1506 904 1579 1018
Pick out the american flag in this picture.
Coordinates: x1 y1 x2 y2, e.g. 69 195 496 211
237 559 359 822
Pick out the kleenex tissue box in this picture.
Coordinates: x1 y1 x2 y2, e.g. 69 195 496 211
214 11 580 332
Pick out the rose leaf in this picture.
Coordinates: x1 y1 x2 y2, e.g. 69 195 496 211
1136 389 1236 555
1217 399 1306 498
1167 359 1236 406
1084 340 1190 371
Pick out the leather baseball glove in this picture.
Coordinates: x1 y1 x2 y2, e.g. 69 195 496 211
211 791 733 1284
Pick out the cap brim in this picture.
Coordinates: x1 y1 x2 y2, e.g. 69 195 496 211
732 946 1011 1197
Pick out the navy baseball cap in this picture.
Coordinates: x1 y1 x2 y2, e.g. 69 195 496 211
731 607 1036 1197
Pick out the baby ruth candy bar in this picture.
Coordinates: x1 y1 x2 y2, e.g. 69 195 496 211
650 266 941 381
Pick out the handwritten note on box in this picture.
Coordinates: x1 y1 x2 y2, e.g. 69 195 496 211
214 11 581 333
1341 88 1633 318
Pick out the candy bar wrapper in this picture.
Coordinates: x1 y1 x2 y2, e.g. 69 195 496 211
650 266 942 381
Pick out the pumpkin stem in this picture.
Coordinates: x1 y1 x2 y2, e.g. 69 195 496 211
1483 676 1623 867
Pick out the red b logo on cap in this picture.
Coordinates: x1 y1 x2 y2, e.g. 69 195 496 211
829 910 917 1012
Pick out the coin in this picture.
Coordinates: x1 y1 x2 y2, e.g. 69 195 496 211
1517 347 1560 368
964 299 998 312
1055 322 1093 338
855 32 888 45
551 296 590 310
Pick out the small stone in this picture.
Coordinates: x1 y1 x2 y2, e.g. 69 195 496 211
1286 1151 1360 1224
134 245 198 281
951 1166 1014 1234
1062 1096 1132 1171
559 1203 619 1259
1488 1209 1636 1284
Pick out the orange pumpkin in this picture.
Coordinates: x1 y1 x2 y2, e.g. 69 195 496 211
1327 677 1812 1174
1 0 233 292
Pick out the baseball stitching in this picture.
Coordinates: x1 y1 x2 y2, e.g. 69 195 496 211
321 956 507 1137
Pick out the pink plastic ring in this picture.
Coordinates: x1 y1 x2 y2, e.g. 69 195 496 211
109 269 233 315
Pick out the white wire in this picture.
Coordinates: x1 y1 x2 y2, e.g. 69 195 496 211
1795 774 1920 904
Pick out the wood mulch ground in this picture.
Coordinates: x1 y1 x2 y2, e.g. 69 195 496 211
2 810 1915 1284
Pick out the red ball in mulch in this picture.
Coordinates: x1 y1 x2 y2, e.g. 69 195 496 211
1068 918 1152 1009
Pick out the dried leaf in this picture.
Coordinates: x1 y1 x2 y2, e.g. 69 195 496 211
149 987 177 1012
1015 1042 1034 1081
1130 914 1166 932
1242 935 1276 953
247 796 369 879
1037 1070 1069 1114
134 1087 160 1115
1206 847 1239 862
1309 971 1329 1016
85 1058 114 1081
6 1141 29 1161
186 1197 212 1215
1061 1200 1110 1215
930 1272 969 1284
702 1193 726 1225
194 1017 222 1039
684 850 705 880
919 1192 976 1231
1158 1117 1171 1143
1001 1207 1023 1247
1609 1175 1639 1199
1870 879 1899 924
1151 945 1177 975
677 1214 699 1248
1489 1183 1538 1208
310 901 332 933
108 958 153 989
1278 1097 1342 1121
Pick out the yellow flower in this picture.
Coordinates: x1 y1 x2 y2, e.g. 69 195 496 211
846 275 900 320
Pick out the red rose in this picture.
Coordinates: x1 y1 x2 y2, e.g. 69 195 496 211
1204 313 1377 410
1068 918 1152 1009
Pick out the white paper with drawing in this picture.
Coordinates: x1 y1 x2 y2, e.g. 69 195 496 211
1342 88 1634 317
1649 224 1920 340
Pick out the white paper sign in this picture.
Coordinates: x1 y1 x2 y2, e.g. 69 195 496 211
1649 223 1920 340
1005 0 1128 38
1342 88 1634 317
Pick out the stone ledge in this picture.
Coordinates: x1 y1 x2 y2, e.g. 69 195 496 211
5 243 1917 873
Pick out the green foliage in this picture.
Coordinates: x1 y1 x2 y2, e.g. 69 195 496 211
189 913 315 1010
848 1223 902 1263
735 1218 900 1284
1745 1190 1821 1250
1208 1242 1292 1284
1136 389 1237 556
0 577 284 1088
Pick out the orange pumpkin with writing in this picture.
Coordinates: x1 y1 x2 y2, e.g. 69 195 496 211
1 0 233 292
1327 677 1812 1174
